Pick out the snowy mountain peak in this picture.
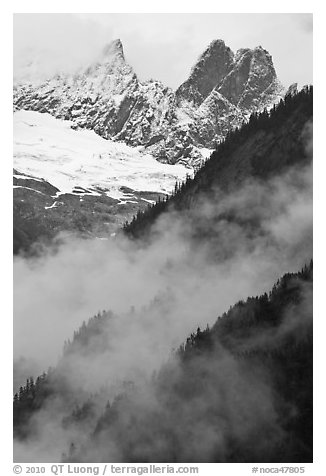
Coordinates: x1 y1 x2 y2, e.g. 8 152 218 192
176 40 282 113
214 44 280 111
251 45 275 67
102 39 125 61
13 39 285 167
205 39 229 53
235 48 251 57
176 39 234 105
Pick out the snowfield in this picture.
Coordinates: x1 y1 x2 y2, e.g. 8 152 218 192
13 110 193 200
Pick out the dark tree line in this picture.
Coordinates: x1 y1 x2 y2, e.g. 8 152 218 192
89 261 312 463
63 310 114 356
124 86 313 239
14 261 312 462
61 261 311 463
13 372 49 439
178 260 312 357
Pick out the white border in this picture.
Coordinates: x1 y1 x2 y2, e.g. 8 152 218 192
2 3 322 473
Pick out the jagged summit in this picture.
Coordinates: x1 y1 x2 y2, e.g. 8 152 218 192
176 39 234 105
177 40 280 110
13 38 285 167
204 38 229 52
235 45 269 56
102 38 125 60
214 44 280 109
250 45 275 65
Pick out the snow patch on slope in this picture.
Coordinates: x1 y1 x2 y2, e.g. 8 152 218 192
13 110 193 200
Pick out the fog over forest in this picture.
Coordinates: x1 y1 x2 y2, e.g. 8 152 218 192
14 154 312 461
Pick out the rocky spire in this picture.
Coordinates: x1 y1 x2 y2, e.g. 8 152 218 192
176 39 234 105
13 38 285 167
101 39 125 61
216 45 281 110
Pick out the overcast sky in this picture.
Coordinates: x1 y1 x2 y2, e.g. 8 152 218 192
14 13 312 91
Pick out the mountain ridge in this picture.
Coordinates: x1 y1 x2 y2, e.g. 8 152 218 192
14 262 313 462
124 86 313 240
14 38 284 167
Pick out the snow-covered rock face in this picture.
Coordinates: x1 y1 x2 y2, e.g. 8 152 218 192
13 38 284 167
13 110 194 248
13 110 191 201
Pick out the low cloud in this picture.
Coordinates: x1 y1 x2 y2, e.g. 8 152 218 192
14 155 312 461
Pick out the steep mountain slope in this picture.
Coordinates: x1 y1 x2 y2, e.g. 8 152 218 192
14 263 313 462
13 88 312 463
216 46 282 110
124 86 313 239
88 264 312 463
14 39 284 166
176 39 235 105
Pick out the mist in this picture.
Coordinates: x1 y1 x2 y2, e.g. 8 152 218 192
14 161 312 369
13 14 111 83
13 13 313 89
13 153 312 461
